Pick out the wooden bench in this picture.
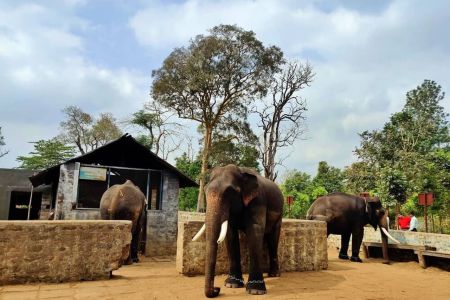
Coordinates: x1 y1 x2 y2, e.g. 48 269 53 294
414 250 450 268
362 242 436 259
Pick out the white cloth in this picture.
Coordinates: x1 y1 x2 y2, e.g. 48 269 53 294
409 216 418 231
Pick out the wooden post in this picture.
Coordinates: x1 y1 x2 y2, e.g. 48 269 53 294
27 185 34 220
424 203 428 233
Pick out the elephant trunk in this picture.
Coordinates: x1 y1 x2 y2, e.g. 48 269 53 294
379 214 390 264
204 204 223 298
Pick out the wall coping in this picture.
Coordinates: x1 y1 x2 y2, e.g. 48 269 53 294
0 220 132 225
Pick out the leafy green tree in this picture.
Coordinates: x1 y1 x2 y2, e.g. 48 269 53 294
152 24 284 211
353 80 449 226
376 167 408 207
343 162 376 194
208 119 260 170
0 127 8 158
311 186 328 200
312 161 344 193
281 170 312 195
17 139 76 169
175 153 201 211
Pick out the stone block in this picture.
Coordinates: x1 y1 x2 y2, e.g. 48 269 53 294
176 217 328 276
0 220 132 284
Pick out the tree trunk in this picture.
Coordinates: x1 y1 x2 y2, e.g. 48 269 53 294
197 127 212 212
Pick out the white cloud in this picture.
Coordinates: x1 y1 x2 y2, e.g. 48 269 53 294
1 0 449 177
0 2 148 168
130 0 450 175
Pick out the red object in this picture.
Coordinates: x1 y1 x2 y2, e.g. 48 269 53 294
360 192 370 198
286 196 294 205
418 193 433 206
398 215 411 230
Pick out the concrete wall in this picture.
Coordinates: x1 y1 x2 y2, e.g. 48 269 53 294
0 220 131 284
55 163 181 257
328 227 450 253
176 217 328 276
145 173 179 256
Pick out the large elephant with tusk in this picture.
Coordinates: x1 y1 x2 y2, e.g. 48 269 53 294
307 192 400 263
192 165 284 298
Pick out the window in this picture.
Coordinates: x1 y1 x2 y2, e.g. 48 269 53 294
148 171 162 210
75 165 163 210
76 166 108 209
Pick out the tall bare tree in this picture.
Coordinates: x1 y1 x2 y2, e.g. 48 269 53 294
152 25 284 211
60 106 122 154
130 101 183 160
254 61 314 180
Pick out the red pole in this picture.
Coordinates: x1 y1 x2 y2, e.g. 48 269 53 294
424 196 428 233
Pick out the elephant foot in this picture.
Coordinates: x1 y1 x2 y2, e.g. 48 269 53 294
205 287 220 298
124 257 133 265
268 262 280 277
132 257 139 263
350 256 363 263
338 254 349 260
246 280 266 295
382 260 391 265
225 275 244 288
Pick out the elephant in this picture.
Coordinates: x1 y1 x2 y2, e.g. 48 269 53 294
192 164 284 298
100 180 146 264
307 192 400 263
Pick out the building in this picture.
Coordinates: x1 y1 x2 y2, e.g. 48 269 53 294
0 168 51 220
29 134 198 256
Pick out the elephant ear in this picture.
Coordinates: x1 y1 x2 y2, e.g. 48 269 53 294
240 170 259 207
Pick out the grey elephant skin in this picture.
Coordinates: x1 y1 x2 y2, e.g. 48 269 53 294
100 180 146 264
198 164 284 298
307 192 391 263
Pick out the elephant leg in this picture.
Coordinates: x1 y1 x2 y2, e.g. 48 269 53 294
225 225 244 288
266 218 281 277
339 233 350 260
130 227 140 263
350 227 363 263
245 206 267 295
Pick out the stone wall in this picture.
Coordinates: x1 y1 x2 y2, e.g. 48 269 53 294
145 173 179 256
0 220 131 284
176 218 328 276
328 227 450 253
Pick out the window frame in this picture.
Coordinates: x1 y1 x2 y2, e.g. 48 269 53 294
75 164 164 210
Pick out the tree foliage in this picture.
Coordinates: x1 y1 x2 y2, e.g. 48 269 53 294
279 163 336 219
175 153 201 211
313 161 344 193
16 139 76 169
350 80 449 229
60 106 122 154
254 61 314 180
152 24 284 211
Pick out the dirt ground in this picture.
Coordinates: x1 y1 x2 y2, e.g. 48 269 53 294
1 249 449 300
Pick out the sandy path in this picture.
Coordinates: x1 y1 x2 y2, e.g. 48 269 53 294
1 249 449 299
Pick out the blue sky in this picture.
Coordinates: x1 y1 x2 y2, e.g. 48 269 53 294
0 0 449 177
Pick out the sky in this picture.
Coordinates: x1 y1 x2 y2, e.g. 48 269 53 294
0 0 449 177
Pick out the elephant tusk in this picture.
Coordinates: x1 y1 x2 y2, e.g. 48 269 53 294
217 220 228 244
192 224 206 241
381 227 401 244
